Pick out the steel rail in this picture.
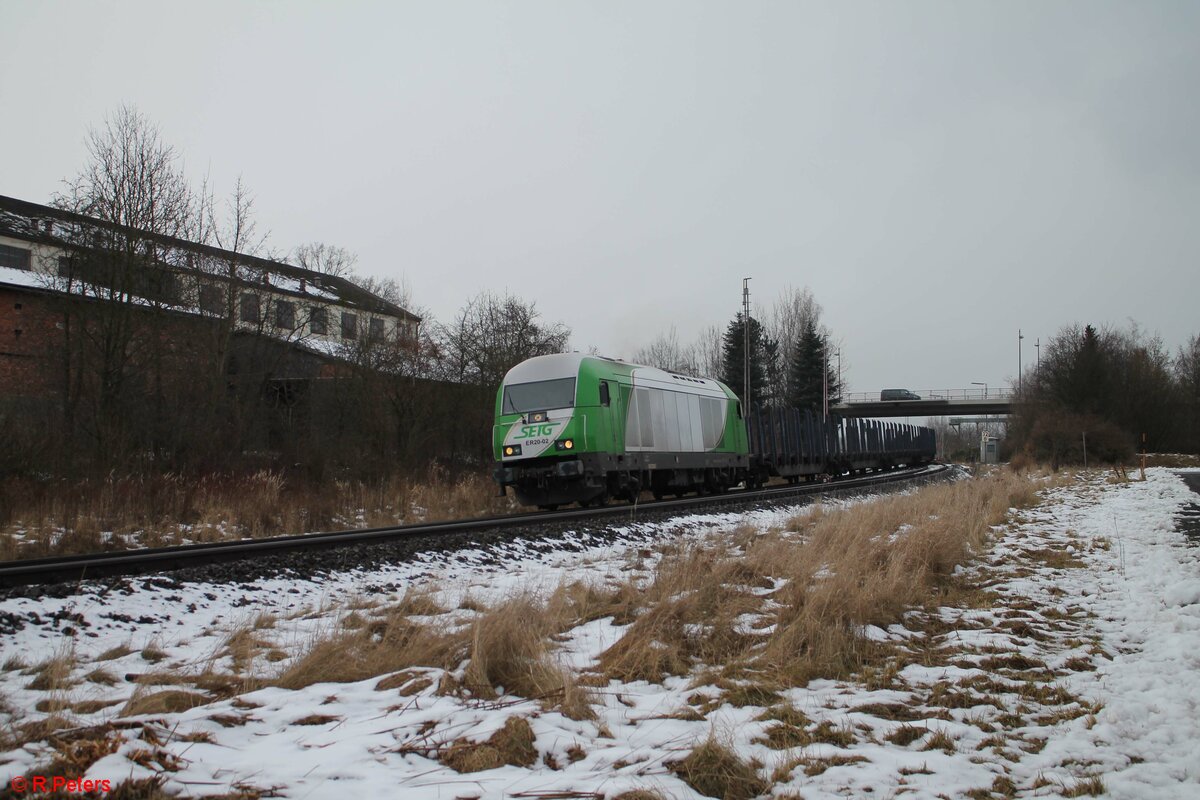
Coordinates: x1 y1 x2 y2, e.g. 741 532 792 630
0 464 949 589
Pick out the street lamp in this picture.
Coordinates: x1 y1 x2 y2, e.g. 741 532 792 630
971 381 988 399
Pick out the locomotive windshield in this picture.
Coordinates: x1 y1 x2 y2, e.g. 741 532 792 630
503 378 576 414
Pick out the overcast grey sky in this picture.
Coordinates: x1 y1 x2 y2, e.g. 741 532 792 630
3 1 1198 393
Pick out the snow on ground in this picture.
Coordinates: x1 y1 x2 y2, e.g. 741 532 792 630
1 470 1199 798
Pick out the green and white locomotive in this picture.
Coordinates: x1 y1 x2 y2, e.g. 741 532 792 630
492 353 750 508
493 353 937 508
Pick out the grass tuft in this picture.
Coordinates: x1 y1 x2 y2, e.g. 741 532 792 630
441 716 538 773
276 608 463 690
1062 776 1106 797
922 729 957 754
121 690 211 716
669 735 768 800
886 725 927 746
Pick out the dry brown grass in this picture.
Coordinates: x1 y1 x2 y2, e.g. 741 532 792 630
440 716 538 773
1142 453 1200 468
1061 776 1107 797
7 723 126 789
275 589 595 719
922 729 957 753
595 470 1037 688
0 467 515 560
25 649 78 692
121 690 212 716
796 753 870 776
886 724 928 746
669 735 767 800
460 595 596 720
275 608 464 691
462 595 565 697
595 545 766 683
96 644 137 661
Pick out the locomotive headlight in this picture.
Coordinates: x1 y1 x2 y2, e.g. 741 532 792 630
504 444 522 457
555 439 574 451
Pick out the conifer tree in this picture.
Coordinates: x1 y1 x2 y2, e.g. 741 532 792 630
787 318 842 412
721 313 776 405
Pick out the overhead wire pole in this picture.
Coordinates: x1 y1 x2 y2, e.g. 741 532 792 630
742 278 751 411
822 338 829 422
836 348 842 399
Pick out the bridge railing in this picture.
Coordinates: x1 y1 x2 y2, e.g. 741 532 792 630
842 387 1016 404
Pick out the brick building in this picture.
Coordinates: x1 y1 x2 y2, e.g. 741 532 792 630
0 194 431 473
0 194 420 399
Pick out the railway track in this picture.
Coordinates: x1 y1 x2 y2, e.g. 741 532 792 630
0 464 951 590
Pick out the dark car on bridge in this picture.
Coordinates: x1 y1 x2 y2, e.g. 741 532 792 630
881 389 921 401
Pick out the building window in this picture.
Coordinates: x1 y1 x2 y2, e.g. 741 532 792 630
369 317 385 340
309 306 327 335
152 271 181 303
0 244 32 271
240 292 260 324
341 311 357 340
275 300 296 330
199 284 225 315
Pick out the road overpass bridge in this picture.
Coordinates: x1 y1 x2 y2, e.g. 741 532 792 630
833 388 1014 418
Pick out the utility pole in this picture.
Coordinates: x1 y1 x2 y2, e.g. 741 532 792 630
1035 337 1040 380
742 277 751 410
822 339 829 421
1018 329 1024 394
836 348 842 398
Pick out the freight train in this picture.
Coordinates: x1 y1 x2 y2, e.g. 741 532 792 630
492 353 936 508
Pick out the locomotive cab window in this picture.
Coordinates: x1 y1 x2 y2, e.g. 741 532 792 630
599 381 611 407
503 378 576 414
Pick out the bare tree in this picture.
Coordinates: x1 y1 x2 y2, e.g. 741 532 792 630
293 242 358 277
55 105 196 239
429 291 569 463
634 327 694 373
765 285 824 405
1176 335 1200 452
438 291 570 389
50 105 199 464
1176 335 1200 400
359 273 415 311
633 323 739 380
689 324 724 379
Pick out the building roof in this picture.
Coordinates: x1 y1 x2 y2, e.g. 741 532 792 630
0 194 419 322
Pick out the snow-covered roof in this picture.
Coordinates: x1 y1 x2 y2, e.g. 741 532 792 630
0 194 418 322
0 265 48 291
